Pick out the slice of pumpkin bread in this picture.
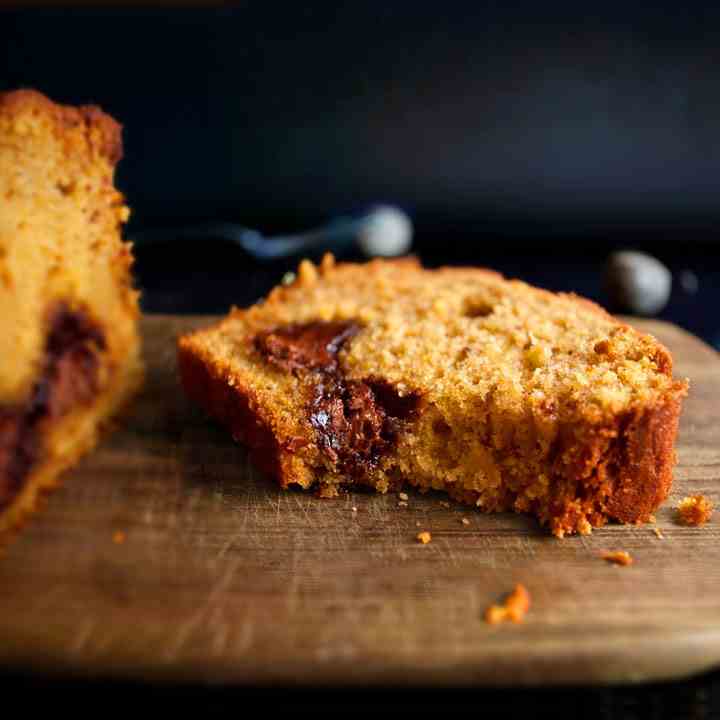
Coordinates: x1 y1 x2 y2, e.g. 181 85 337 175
178 254 687 536
0 90 142 537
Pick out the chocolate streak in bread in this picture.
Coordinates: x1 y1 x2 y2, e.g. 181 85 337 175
0 304 105 509
255 322 423 478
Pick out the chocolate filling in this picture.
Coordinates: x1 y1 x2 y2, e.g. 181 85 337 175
255 321 359 374
0 305 106 509
255 322 423 476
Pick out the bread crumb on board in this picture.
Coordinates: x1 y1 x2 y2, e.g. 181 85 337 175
317 485 339 499
653 527 665 539
676 495 714 526
484 584 531 625
601 550 633 566
416 531 432 544
461 517 470 526
398 492 409 501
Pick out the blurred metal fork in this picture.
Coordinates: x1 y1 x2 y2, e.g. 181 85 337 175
129 205 413 261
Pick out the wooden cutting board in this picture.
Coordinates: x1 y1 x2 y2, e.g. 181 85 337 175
0 315 718 687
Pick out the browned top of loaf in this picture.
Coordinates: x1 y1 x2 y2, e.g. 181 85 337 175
179 255 688 456
0 89 122 164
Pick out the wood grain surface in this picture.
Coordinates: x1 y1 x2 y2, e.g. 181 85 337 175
0 315 718 687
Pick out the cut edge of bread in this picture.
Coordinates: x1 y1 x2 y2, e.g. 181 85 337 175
0 352 143 541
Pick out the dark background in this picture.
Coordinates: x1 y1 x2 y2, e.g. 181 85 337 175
2 2 720 347
2 3 720 716
5 3 720 237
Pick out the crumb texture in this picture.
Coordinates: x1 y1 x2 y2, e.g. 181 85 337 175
178 253 687 536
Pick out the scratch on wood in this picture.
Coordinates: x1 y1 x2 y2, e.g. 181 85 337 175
577 533 592 552
233 611 255 654
68 618 96 655
438 537 459 567
162 557 243 662
209 607 231 657
217 492 255 558
285 547 300 616
216 535 236 560
293 495 317 530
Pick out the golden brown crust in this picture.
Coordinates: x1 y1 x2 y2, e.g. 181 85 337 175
603 388 684 525
0 88 123 164
178 338 316 490
533 385 685 536
177 341 285 482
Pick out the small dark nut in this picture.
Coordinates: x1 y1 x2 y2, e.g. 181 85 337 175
604 251 671 315
593 339 611 355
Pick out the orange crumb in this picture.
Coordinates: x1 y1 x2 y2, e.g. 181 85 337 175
485 605 508 625
601 550 633 566
112 531 126 545
648 514 656 523
677 495 714 526
484 584 531 625
317 485 339 499
653 527 664 539
416 531 432 544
